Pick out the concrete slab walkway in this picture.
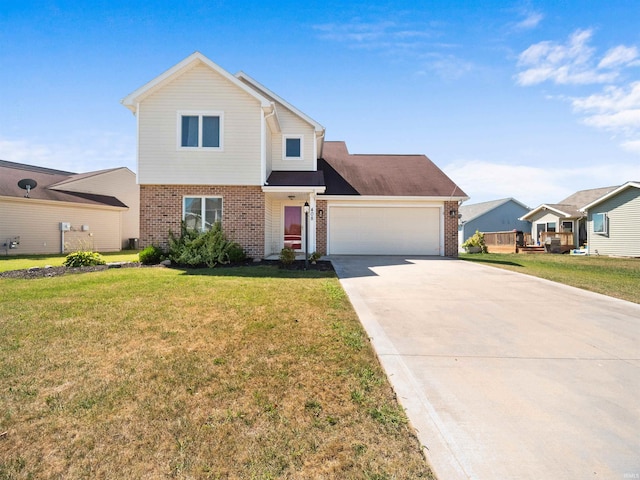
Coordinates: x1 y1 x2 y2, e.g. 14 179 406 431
330 256 640 480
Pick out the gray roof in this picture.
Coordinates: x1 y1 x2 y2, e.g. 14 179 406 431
459 198 529 223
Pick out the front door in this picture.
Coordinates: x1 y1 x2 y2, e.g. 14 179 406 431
284 206 302 250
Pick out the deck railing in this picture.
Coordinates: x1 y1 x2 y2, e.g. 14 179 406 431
539 231 574 246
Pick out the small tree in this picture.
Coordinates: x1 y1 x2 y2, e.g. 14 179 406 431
461 230 488 253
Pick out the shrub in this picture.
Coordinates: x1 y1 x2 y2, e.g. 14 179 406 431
226 242 247 263
309 251 322 262
279 247 296 265
168 222 236 267
63 251 106 268
461 230 488 253
139 245 164 265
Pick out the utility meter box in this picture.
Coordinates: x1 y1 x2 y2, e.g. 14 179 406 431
60 222 71 231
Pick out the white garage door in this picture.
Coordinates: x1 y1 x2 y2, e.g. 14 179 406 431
329 206 441 255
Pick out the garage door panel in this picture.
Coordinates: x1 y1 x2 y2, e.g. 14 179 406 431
329 206 440 255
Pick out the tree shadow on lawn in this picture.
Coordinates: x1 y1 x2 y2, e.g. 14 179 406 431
171 260 336 279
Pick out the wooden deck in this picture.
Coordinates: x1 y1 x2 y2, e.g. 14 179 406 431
482 231 575 254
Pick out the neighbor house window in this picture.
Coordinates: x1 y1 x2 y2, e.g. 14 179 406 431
593 212 608 235
183 197 222 232
562 221 573 233
283 136 303 160
546 222 556 232
178 111 223 149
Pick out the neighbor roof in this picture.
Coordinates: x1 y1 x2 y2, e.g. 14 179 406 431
459 198 530 223
522 185 619 220
0 160 127 208
580 181 640 210
319 141 468 198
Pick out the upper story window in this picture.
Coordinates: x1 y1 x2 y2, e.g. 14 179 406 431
283 135 303 160
178 111 223 150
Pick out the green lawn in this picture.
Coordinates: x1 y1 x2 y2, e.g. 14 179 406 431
459 253 640 304
0 266 433 479
0 251 140 272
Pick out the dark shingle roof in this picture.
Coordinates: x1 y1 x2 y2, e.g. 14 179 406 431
266 171 325 187
319 141 467 197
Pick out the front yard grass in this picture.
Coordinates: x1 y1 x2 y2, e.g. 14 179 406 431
0 251 140 272
459 253 640 304
0 266 433 479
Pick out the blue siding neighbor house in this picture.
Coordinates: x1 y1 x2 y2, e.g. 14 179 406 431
459 198 531 247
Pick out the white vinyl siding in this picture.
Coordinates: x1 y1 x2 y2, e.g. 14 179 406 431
588 187 640 256
328 204 441 255
0 198 123 255
271 105 315 171
137 63 263 185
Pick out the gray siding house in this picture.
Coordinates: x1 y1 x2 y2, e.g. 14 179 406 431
459 198 531 246
581 181 640 257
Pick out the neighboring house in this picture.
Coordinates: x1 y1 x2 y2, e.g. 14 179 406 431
121 52 467 257
458 198 531 247
580 181 640 257
0 160 139 255
521 186 618 248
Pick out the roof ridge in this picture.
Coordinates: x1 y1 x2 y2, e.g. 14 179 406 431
0 159 75 176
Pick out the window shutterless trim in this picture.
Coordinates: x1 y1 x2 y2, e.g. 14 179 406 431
283 134 303 160
182 196 223 232
176 111 224 151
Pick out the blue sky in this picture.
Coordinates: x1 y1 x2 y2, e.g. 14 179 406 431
1 0 639 207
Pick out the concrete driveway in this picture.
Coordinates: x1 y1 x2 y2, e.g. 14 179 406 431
330 256 640 480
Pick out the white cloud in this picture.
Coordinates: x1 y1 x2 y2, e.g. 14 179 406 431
516 29 627 86
571 82 640 140
514 11 544 30
0 133 135 173
621 139 640 154
598 45 640 69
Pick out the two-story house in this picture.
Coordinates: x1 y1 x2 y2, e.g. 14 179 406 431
121 52 467 258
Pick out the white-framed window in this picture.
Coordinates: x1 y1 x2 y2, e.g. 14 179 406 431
593 212 608 235
177 111 223 150
283 135 303 160
183 196 223 232
561 221 573 233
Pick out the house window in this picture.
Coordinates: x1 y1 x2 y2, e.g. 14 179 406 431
178 111 223 149
284 136 303 160
562 221 573 233
546 222 556 232
183 197 222 231
593 212 608 235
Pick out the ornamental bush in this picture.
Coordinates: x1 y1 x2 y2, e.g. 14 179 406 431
139 245 164 265
279 247 296 265
461 230 488 253
168 222 238 268
63 251 106 267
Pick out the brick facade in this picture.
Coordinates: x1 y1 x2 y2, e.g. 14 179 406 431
315 199 328 255
140 185 265 258
444 200 459 257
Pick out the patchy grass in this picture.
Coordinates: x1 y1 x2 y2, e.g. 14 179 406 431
0 266 433 479
0 251 140 272
460 253 640 304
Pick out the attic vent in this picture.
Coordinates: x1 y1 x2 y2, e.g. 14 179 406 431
17 178 38 198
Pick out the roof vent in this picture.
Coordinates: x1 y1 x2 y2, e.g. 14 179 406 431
17 178 38 198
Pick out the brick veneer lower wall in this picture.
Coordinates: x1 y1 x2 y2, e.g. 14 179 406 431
444 200 459 257
140 185 265 258
315 199 328 255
